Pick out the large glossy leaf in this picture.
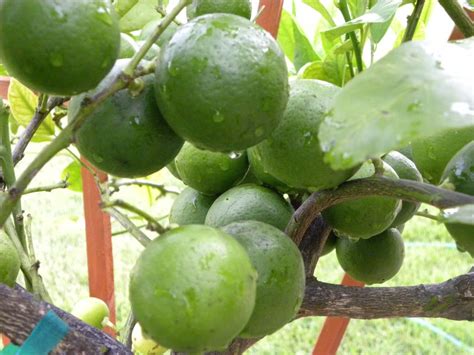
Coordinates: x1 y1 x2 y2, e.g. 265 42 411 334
7 79 55 142
442 205 474 226
119 0 162 33
278 10 320 70
323 0 402 41
303 0 336 26
318 40 474 170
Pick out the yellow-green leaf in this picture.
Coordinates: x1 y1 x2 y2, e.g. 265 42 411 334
7 79 55 141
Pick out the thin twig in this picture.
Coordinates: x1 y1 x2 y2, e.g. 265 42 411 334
22 181 69 195
415 210 441 221
103 207 152 247
339 0 364 72
438 0 473 38
402 0 426 42
122 312 137 349
102 199 167 234
110 179 179 195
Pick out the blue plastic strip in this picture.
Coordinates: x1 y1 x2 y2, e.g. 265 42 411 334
17 310 69 355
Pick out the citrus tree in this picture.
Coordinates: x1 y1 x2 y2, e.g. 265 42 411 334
0 0 473 353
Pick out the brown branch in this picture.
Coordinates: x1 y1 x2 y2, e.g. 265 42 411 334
286 176 474 246
12 96 68 165
301 271 474 320
0 285 131 354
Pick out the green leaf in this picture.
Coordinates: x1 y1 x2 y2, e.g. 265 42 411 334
441 205 474 226
277 10 320 70
119 0 162 33
333 39 354 54
323 0 402 41
318 40 474 170
7 79 55 142
348 0 369 18
114 0 139 17
370 13 395 43
303 0 337 26
298 52 349 86
61 161 83 193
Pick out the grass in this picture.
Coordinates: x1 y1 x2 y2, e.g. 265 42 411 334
6 152 474 354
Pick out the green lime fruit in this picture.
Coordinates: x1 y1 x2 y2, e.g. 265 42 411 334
140 19 179 48
0 231 20 287
411 126 474 184
132 323 168 355
170 187 217 225
155 14 289 152
0 0 120 96
71 297 110 329
129 225 257 352
321 232 337 257
119 33 138 59
336 228 405 285
249 79 358 192
174 143 249 195
322 161 402 239
167 160 181 180
187 0 252 20
205 184 294 231
222 221 305 338
70 61 183 178
383 151 423 227
440 141 474 257
247 147 292 192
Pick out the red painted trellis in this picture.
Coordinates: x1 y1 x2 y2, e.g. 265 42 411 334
0 1 471 353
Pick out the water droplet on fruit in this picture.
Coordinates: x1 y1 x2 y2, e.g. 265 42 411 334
407 99 422 112
49 52 64 67
96 6 113 26
93 154 104 163
228 151 243 159
213 111 225 123
219 160 230 171
167 61 179 77
303 132 313 146
255 127 265 137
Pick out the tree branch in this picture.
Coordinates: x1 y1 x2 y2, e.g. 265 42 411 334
102 206 152 247
12 96 68 166
301 272 474 320
438 0 473 38
22 180 69 195
110 178 179 195
0 284 131 354
286 176 474 246
402 0 426 42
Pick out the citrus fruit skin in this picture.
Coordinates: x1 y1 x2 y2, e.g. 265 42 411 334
0 231 20 287
174 143 249 195
322 161 402 239
249 79 358 192
129 225 257 352
119 33 138 59
336 228 405 285
166 160 181 180
411 126 474 184
0 0 120 96
383 151 423 227
205 184 294 231
222 221 305 338
155 14 289 152
321 232 337 257
170 187 217 225
132 323 168 355
70 61 183 178
187 0 252 20
440 141 474 257
71 297 110 329
247 146 293 193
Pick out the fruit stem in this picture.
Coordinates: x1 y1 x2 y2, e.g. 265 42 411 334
122 0 191 77
339 0 364 73
415 209 441 221
101 199 168 234
438 0 473 38
122 312 137 349
402 0 426 43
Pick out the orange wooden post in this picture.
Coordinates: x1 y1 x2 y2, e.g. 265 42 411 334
81 162 116 336
312 274 365 354
256 0 285 39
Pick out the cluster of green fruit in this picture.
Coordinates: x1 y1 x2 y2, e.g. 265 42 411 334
0 0 473 353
